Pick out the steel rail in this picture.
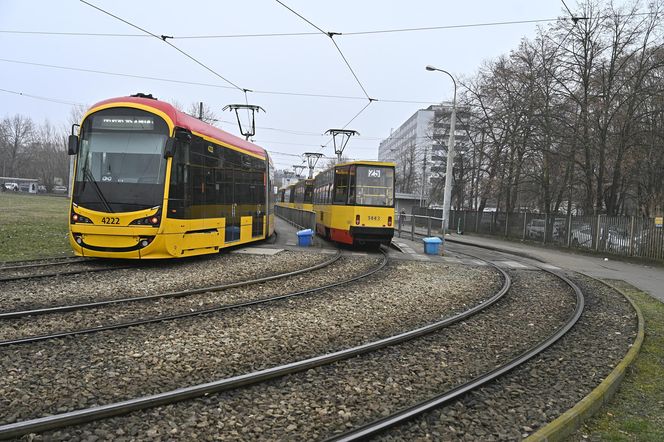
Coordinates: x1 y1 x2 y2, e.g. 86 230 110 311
325 266 585 441
0 257 90 271
0 251 370 347
0 251 510 439
0 251 341 319
0 264 138 283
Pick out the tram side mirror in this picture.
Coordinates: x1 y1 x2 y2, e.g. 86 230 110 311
164 138 175 158
68 134 79 155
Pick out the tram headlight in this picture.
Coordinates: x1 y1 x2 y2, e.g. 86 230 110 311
130 215 161 226
71 212 92 224
387 216 392 227
355 214 360 225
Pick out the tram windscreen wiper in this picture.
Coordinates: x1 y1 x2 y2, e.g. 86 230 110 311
82 165 114 213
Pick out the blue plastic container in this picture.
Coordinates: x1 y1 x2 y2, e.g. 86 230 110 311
297 229 314 247
423 236 443 255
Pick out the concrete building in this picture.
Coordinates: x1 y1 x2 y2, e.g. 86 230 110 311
378 104 470 206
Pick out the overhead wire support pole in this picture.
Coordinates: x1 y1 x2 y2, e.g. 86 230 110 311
303 153 324 179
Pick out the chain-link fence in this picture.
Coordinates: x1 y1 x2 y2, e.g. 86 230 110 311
404 207 664 261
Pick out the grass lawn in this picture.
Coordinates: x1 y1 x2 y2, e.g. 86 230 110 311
571 282 664 441
0 192 72 261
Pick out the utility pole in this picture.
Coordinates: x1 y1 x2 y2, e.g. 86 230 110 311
420 146 427 207
198 102 203 120
426 65 457 236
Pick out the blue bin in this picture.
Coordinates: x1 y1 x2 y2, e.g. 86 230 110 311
297 229 314 247
423 236 443 255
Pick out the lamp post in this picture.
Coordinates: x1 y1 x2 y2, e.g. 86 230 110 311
426 65 457 236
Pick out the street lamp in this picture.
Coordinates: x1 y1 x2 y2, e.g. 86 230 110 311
426 65 457 237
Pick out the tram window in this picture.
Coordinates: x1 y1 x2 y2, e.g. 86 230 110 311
348 166 357 205
354 166 395 207
333 166 349 204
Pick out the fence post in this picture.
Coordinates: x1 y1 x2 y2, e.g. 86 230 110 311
543 213 548 244
411 216 415 241
504 212 509 237
523 213 527 240
463 210 467 233
427 216 432 237
398 213 402 238
595 215 601 251
567 213 572 247
629 215 635 256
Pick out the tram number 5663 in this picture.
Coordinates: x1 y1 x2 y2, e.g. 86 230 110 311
101 216 120 225
367 169 381 178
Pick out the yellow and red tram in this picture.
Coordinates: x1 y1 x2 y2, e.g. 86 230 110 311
67 94 275 259
292 179 314 212
313 161 395 246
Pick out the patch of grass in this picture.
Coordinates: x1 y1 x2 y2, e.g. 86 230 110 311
0 192 72 261
571 282 664 441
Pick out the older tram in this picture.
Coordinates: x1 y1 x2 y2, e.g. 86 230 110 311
67 94 275 259
313 161 395 246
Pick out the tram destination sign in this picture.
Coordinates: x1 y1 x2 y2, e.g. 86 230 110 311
94 116 155 131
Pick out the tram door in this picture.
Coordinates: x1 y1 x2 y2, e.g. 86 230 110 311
224 169 241 243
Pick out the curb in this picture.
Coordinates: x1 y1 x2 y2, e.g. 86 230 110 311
524 279 645 442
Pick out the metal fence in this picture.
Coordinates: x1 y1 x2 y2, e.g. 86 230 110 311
275 206 316 231
403 208 664 261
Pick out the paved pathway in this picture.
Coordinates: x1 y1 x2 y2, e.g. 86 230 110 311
443 233 664 302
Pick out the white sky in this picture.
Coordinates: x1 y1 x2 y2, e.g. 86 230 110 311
1 0 580 170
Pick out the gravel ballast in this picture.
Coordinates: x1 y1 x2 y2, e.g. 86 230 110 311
0 254 371 342
0 250 329 312
0 260 500 424
377 273 637 441
24 269 577 441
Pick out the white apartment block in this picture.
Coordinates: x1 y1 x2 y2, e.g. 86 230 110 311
378 103 470 205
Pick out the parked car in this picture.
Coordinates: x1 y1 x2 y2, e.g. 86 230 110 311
52 185 68 194
526 219 545 239
571 226 628 252
3 182 19 191
37 185 47 193
571 227 593 249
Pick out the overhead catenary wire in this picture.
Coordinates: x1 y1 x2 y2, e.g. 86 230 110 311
79 0 246 93
3 12 654 39
275 0 373 102
0 58 438 105
1 86 436 147
0 88 86 106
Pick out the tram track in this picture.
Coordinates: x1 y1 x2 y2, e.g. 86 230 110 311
0 258 140 283
327 264 583 441
0 250 382 347
0 248 509 439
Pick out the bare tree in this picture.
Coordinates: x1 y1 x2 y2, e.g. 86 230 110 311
0 115 34 177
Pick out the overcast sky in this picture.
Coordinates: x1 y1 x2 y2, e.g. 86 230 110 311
1 0 592 171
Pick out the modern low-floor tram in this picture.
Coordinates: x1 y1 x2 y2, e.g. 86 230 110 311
67 94 275 259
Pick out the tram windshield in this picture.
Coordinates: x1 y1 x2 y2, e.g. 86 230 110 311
349 165 394 207
73 108 169 212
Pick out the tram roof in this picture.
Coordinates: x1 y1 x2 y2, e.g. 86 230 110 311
88 96 268 160
333 160 396 168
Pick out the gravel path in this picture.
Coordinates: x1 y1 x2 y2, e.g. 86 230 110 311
0 250 328 312
376 273 637 441
0 254 366 342
0 260 500 425
20 269 570 441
